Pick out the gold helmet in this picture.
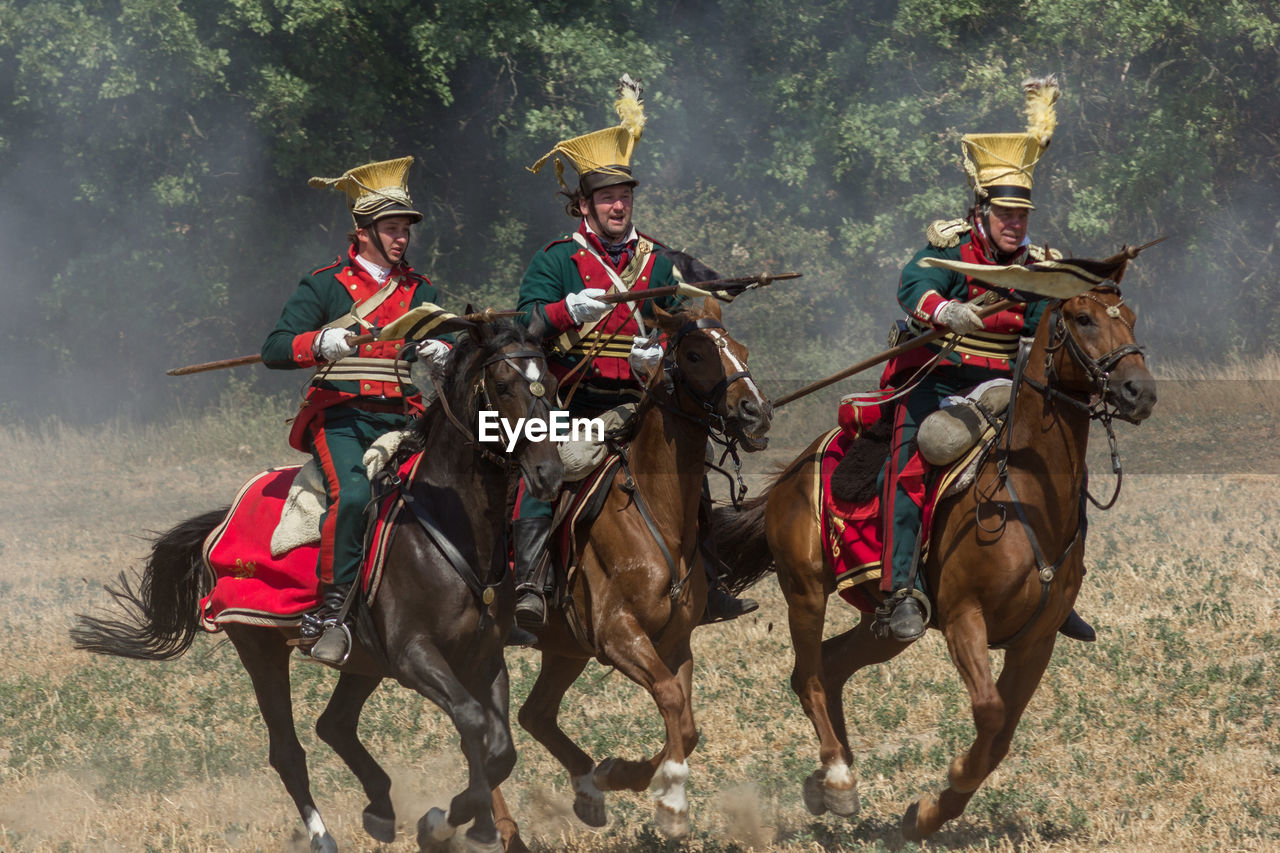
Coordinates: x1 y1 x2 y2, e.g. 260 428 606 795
529 74 646 196
308 156 423 227
960 76 1060 209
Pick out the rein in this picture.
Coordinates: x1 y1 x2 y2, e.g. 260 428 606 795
654 316 754 505
391 343 552 613
985 288 1142 646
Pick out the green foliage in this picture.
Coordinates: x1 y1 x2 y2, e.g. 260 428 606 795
1 0 1277 423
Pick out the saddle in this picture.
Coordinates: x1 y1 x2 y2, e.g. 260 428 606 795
819 383 1009 612
198 450 419 632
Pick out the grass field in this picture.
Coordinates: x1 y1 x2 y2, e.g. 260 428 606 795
1 365 1277 852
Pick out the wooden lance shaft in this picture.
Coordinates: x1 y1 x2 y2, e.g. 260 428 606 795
166 308 520 376
596 271 801 304
772 298 1014 408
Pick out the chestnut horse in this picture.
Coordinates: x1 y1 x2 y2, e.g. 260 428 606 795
72 320 562 853
714 283 1155 840
502 297 772 842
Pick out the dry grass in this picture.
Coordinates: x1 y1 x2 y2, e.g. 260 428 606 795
2 358 1278 851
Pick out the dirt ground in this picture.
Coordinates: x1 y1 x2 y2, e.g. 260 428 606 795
1 382 1278 851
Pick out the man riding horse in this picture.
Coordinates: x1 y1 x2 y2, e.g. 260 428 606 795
877 76 1095 644
260 156 451 665
512 75 756 634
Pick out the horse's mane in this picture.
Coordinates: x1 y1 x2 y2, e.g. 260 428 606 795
389 319 542 467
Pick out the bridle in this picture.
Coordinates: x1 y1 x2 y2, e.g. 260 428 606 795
986 286 1146 647
1027 287 1147 425
655 315 758 503
416 343 554 468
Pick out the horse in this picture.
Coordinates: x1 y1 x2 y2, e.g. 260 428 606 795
499 296 773 841
71 318 563 853
713 282 1156 840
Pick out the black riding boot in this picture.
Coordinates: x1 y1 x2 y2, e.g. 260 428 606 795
1058 608 1096 642
512 517 553 633
701 566 759 624
305 581 353 665
879 589 928 643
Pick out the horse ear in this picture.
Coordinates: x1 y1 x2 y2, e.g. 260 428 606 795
659 248 721 284
703 295 722 321
526 308 549 341
652 301 680 334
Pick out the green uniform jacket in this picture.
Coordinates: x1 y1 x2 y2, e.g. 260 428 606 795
261 245 440 451
518 223 683 408
885 221 1050 383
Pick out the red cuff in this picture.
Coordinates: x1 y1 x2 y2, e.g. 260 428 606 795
542 299 575 332
293 330 322 366
918 292 948 323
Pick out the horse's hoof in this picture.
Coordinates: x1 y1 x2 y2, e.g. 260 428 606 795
417 807 455 852
655 802 690 839
825 782 860 817
902 795 938 843
310 832 338 853
463 828 504 853
363 807 396 843
573 790 608 828
802 770 828 816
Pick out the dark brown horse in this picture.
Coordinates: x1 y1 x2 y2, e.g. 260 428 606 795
500 297 772 841
72 320 562 853
714 283 1156 840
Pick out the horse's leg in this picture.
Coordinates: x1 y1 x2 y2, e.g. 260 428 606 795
396 642 503 853
772 529 860 818
633 640 699 839
490 785 529 853
902 612 1056 840
227 627 336 853
811 613 914 817
591 624 694 839
314 672 394 843
516 653 601 826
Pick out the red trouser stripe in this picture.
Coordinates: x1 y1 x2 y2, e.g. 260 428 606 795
309 411 342 585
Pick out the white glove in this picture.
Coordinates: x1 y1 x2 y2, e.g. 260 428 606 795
628 335 665 380
415 339 451 370
564 288 611 324
933 300 985 335
315 328 356 362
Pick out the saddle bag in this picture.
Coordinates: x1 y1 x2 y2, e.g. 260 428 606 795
917 379 1011 466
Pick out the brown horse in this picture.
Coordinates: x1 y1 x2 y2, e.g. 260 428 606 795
501 297 772 842
72 320 562 853
714 283 1156 840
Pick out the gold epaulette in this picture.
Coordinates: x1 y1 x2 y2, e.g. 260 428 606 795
1027 243 1063 261
926 219 970 249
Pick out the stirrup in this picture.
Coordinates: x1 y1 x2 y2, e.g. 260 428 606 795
514 589 547 631
308 622 352 666
874 589 931 643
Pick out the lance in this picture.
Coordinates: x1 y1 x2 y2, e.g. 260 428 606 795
166 307 520 376
772 239 1162 408
597 271 801 304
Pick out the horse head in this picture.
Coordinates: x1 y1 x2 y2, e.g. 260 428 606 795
444 319 564 501
652 297 773 450
1042 284 1157 424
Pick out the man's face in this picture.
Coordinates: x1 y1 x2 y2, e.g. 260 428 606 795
357 216 413 265
986 204 1030 254
580 184 634 242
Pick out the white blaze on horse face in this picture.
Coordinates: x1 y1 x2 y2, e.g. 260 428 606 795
707 329 762 399
516 357 544 384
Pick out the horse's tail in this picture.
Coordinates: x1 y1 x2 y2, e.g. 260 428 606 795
70 508 228 660
710 487 776 596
